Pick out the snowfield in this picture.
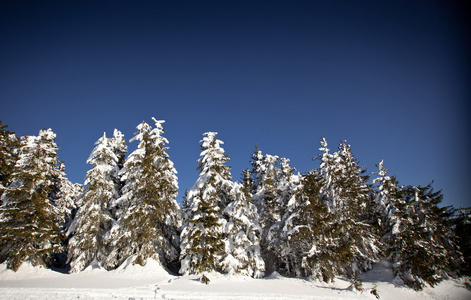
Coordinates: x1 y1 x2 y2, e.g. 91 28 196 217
0 259 469 300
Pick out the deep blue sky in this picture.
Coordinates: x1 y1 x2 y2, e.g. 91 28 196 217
1 0 469 208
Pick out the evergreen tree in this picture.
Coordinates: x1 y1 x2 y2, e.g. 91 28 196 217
109 129 127 198
315 138 380 286
454 207 471 276
180 132 232 275
0 121 19 202
109 119 181 269
250 149 281 273
52 162 80 228
0 129 64 271
280 170 333 279
48 161 82 268
269 157 303 276
389 184 456 290
67 132 121 272
221 176 265 278
371 160 402 239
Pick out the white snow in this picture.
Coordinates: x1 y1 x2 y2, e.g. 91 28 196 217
0 260 469 300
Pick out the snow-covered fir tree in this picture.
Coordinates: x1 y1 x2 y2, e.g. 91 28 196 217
180 132 232 275
108 119 181 269
221 176 265 278
270 157 303 274
388 183 456 290
0 129 64 271
48 161 83 268
108 129 127 197
67 132 122 272
250 149 282 273
314 138 380 286
454 207 471 276
51 162 81 227
371 161 403 249
0 121 19 203
279 170 332 278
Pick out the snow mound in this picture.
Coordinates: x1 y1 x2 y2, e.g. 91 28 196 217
0 262 59 280
110 256 175 280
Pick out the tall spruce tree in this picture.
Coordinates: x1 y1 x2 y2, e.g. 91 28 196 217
109 119 181 269
67 132 121 272
179 132 232 275
0 129 64 271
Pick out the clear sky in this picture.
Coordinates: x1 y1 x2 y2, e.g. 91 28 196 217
1 0 469 208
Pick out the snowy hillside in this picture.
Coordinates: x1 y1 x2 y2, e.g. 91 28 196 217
0 259 469 300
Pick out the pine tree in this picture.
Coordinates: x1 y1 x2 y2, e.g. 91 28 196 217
0 121 19 203
0 129 64 271
180 132 232 275
109 119 181 269
389 184 456 290
67 132 121 272
221 174 265 278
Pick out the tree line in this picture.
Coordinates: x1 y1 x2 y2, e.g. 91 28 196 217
0 119 469 291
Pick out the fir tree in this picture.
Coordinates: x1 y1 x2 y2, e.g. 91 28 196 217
0 129 64 271
454 207 471 276
389 184 456 290
315 138 380 286
250 149 282 273
109 119 181 269
180 132 232 275
371 160 402 239
67 132 121 272
221 177 265 278
0 121 19 202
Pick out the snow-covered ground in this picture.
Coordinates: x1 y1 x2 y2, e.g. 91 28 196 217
0 259 469 300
